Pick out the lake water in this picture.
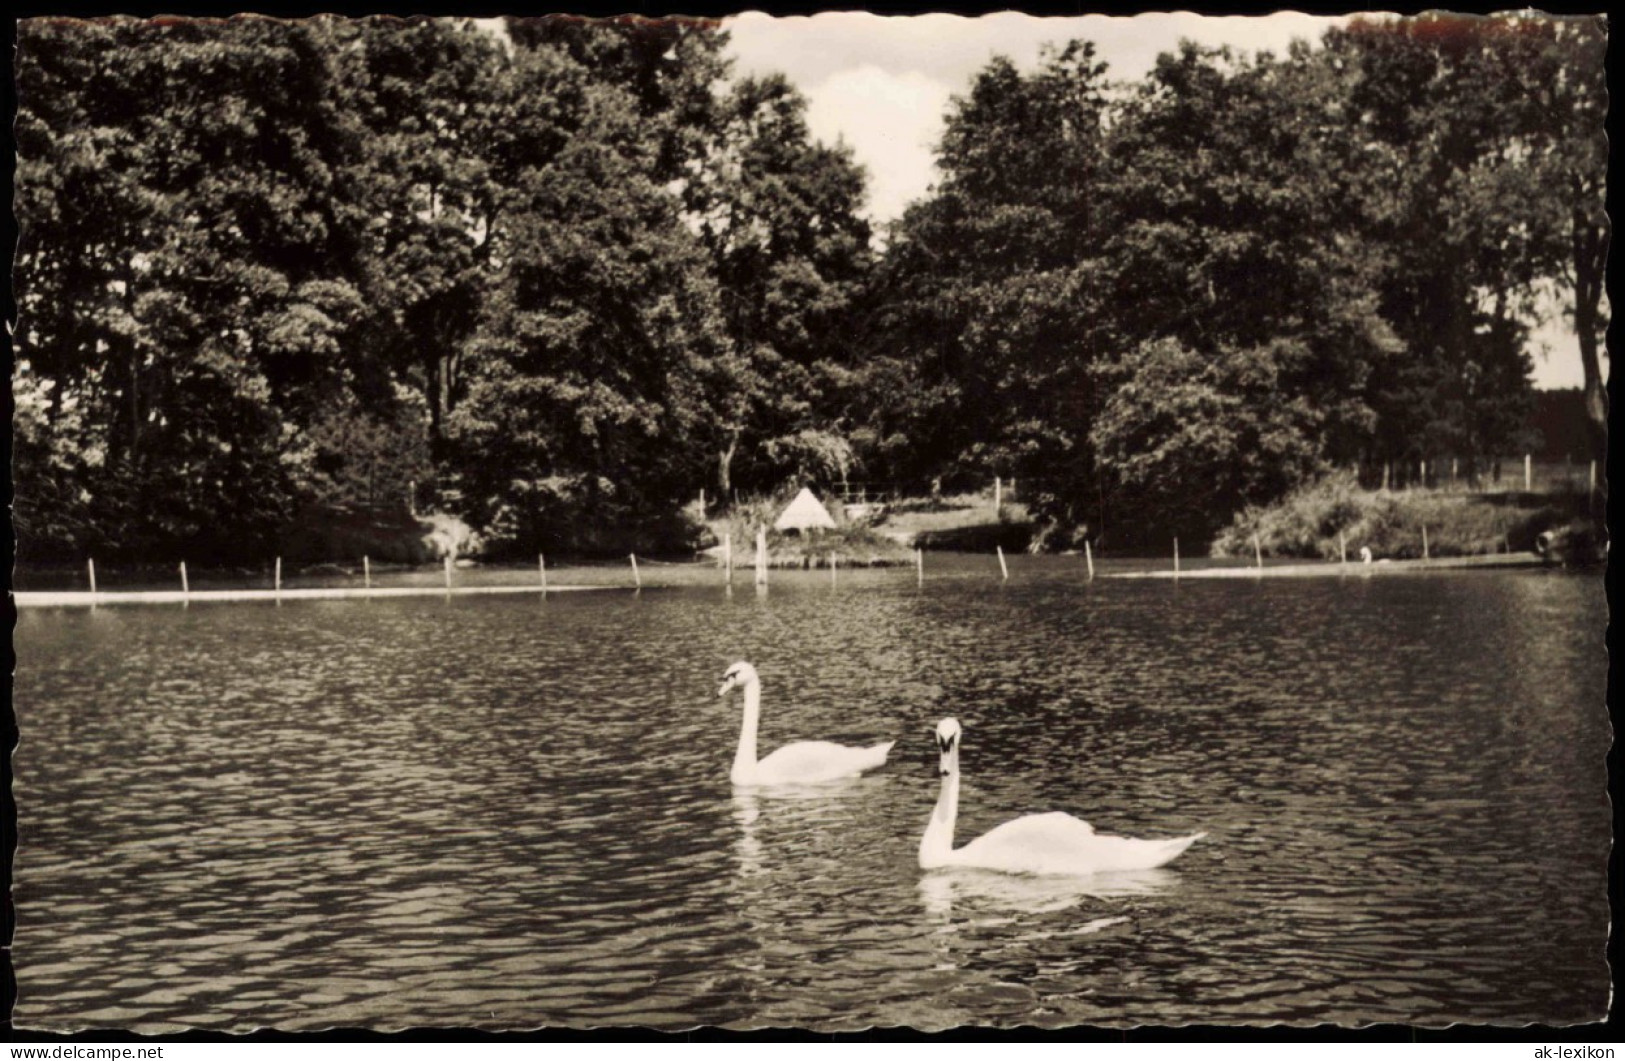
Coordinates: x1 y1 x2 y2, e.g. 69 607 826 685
12 557 1610 1031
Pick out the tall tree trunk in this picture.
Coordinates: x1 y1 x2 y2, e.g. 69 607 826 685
128 344 141 462
1571 199 1608 486
1576 302 1607 465
123 257 141 462
718 430 739 499
426 350 445 461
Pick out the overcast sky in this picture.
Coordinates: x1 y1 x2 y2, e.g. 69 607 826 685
723 11 1344 224
720 10 1591 389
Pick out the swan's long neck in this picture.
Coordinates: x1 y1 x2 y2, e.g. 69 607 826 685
732 677 762 780
919 767 959 868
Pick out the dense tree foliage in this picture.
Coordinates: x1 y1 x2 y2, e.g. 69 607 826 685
16 17 370 559
1456 16 1609 471
1321 16 1563 479
15 16 737 560
853 14 1602 546
1082 43 1401 543
442 58 730 552
685 73 874 498
12 13 1605 561
861 44 1112 495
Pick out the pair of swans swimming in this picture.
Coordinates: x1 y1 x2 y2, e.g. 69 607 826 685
718 661 1204 877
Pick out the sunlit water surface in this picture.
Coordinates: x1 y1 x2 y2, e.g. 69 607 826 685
13 558 1610 1030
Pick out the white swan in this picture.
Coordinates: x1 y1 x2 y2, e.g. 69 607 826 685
718 662 895 786
919 718 1204 876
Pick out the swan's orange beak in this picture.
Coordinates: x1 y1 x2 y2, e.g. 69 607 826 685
718 676 736 697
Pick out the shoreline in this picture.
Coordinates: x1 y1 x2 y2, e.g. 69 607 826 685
1109 551 1550 579
14 584 622 609
14 550 1571 606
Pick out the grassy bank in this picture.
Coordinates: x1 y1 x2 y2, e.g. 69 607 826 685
1213 471 1602 561
872 492 1034 551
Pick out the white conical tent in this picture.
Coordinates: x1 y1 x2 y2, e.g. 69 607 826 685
773 487 838 532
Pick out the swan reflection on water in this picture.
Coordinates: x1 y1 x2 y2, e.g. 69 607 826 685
919 866 1178 921
732 790 765 879
730 776 887 880
915 868 1169 994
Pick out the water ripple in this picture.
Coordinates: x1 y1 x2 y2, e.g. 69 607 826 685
13 564 1609 1030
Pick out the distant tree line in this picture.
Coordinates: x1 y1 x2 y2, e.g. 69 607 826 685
12 13 1606 560
859 16 1606 545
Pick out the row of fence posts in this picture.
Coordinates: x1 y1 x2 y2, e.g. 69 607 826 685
84 532 1458 599
93 443 1575 600
72 516 1460 601
80 551 569 599
101 553 398 599
1162 525 1438 579
85 540 1031 599
1378 454 1598 497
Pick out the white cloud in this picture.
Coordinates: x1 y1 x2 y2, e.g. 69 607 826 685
724 11 1347 89
724 10 1347 226
803 65 951 224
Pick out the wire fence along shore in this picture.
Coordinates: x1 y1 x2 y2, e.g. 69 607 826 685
824 457 1599 504
1116 552 1547 580
14 547 1556 609
13 554 681 608
16 459 1591 610
13 584 619 608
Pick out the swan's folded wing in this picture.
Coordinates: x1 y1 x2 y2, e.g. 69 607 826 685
958 814 1202 875
967 811 1095 845
955 812 1098 873
753 740 890 784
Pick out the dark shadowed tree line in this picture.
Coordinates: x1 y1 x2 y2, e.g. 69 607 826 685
12 13 1606 561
